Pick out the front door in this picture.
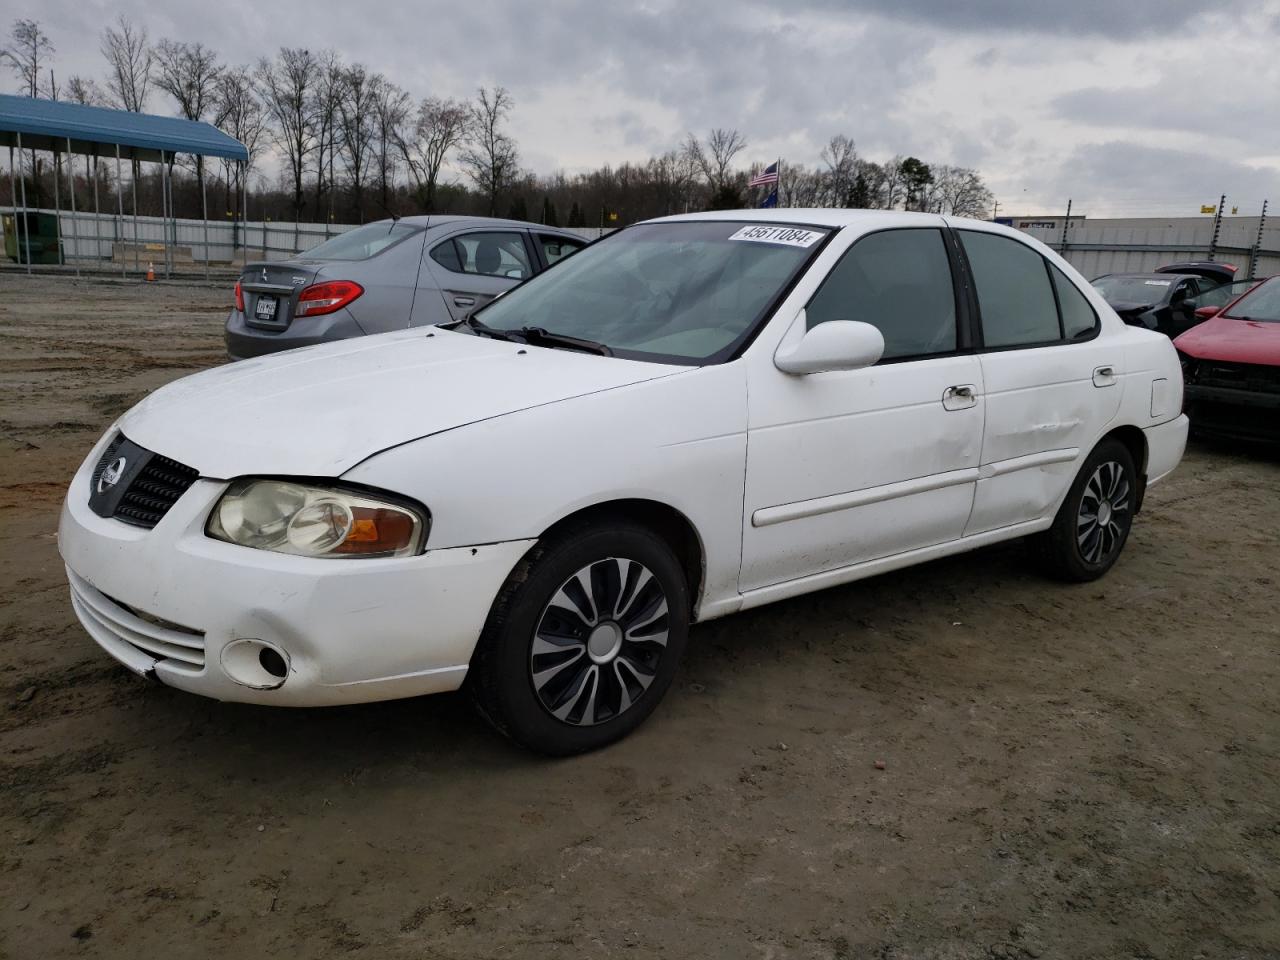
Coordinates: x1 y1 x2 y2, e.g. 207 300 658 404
740 226 986 593
424 229 535 322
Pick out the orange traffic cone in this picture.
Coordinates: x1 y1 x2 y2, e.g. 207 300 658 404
145 262 155 282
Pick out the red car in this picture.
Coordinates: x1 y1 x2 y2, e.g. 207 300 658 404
1175 276 1280 441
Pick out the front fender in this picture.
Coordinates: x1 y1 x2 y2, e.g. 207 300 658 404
341 362 749 614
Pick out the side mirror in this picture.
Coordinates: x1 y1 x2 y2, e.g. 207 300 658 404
775 319 885 375
1194 305 1219 319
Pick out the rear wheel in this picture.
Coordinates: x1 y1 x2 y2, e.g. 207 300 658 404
469 521 689 755
1033 439 1137 582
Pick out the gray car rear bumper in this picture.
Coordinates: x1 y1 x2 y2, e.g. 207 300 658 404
225 309 368 360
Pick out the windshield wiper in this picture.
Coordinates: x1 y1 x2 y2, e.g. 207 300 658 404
463 316 525 343
519 326 614 356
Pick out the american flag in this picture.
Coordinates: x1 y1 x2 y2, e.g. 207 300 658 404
748 161 779 188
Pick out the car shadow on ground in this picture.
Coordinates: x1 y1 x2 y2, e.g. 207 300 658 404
94 538 1041 783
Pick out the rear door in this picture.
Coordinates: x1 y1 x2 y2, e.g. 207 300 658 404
953 226 1122 536
424 229 536 322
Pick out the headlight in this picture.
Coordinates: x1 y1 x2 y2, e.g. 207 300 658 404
207 479 428 558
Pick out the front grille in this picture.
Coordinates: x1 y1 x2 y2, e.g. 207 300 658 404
114 453 199 527
90 434 199 529
67 567 206 672
1196 361 1280 395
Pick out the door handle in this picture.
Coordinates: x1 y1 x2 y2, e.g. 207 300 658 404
1093 365 1117 387
942 384 978 411
453 296 476 307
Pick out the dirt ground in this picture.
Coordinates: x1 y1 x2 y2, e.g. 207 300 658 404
0 273 1277 960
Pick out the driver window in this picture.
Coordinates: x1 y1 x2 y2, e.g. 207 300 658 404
806 228 957 360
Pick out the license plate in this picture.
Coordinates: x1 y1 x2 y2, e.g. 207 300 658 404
254 296 278 321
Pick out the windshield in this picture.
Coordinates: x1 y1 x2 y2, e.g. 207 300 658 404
473 221 830 363
1189 279 1258 310
301 221 419 261
1223 279 1280 322
1091 276 1174 303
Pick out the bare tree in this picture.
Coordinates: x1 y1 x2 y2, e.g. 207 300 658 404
255 47 317 224
820 134 858 206
101 15 152 112
458 86 519 217
686 128 746 192
154 41 221 120
65 75 105 106
371 75 411 215
2 18 53 97
337 64 377 221
778 162 824 208
309 51 344 225
214 67 266 218
154 40 222 191
878 154 907 209
398 96 468 212
929 165 993 218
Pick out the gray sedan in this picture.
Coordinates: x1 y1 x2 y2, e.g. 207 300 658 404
225 216 588 359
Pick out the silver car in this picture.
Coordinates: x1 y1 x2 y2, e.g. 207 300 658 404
225 216 588 359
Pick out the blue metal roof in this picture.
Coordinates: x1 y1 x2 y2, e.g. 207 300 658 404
0 94 248 162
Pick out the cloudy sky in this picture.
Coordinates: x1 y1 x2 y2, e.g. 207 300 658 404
16 0 1280 217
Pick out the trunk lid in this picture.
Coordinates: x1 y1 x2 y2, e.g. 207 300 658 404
238 261 324 331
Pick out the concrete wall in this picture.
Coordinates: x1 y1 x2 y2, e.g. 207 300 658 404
1016 216 1279 280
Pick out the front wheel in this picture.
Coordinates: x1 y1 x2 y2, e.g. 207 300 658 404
1032 439 1137 582
469 522 690 755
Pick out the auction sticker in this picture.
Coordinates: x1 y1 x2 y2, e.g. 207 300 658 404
728 225 825 248
1144 279 1172 286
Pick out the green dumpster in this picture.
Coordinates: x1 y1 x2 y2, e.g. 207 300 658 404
3 212 63 265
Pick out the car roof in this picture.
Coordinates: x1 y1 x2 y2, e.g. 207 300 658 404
1094 273 1200 282
648 208 949 228
365 215 579 233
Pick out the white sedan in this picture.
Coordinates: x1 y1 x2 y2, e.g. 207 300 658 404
59 210 1188 754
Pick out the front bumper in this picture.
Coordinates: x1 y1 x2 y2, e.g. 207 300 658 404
1185 384 1280 441
225 307 368 360
58 443 533 706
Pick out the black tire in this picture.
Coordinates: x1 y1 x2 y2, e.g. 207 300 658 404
469 521 690 756
1032 439 1138 582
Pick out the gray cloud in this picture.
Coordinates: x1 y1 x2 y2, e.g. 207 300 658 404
786 0 1214 36
14 0 1280 217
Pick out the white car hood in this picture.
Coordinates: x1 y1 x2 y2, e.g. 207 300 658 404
118 327 683 478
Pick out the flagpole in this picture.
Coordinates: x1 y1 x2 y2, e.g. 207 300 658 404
777 156 781 206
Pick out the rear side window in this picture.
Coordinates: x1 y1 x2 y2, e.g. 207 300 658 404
430 231 532 279
1049 264 1099 340
960 231 1060 348
807 228 957 360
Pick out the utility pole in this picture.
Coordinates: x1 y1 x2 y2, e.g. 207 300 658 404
991 199 1000 221
1249 200 1268 280
1207 192 1226 261
1060 199 1072 253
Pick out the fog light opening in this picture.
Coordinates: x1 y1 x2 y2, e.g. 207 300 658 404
258 647 288 679
220 638 291 690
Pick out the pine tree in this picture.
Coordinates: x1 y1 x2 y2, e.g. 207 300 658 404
506 195 529 221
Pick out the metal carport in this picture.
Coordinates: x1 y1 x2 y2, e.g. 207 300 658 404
0 93 249 279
